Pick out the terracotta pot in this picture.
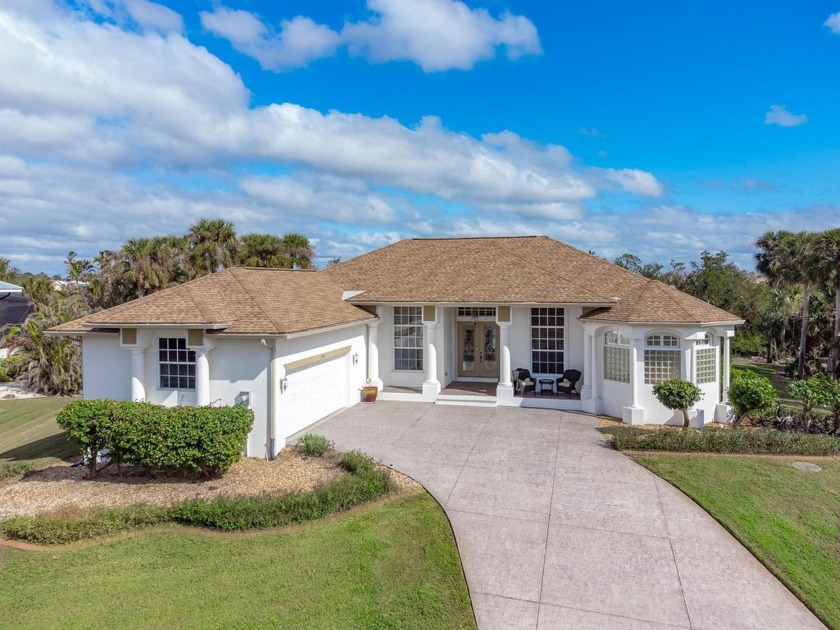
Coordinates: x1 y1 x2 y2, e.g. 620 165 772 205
362 385 378 403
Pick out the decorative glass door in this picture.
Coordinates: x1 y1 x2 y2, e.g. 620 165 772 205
458 322 499 378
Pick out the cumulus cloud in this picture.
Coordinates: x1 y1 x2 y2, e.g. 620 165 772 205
602 169 665 197
765 105 808 128
342 0 541 71
201 0 541 73
0 1 662 273
825 12 840 33
200 9 340 70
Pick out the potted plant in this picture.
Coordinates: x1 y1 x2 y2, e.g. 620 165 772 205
361 379 379 403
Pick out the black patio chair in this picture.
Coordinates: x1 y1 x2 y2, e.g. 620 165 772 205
512 368 536 397
556 369 581 398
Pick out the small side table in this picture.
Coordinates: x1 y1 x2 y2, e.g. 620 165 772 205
538 378 554 395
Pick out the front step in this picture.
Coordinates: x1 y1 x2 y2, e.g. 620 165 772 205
435 394 497 408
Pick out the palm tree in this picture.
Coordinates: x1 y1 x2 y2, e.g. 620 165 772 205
0 257 21 283
785 232 822 379
239 233 290 268
121 237 173 298
188 218 238 275
281 232 314 269
755 230 793 289
817 229 840 377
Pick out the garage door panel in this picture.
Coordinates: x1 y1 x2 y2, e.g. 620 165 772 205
284 355 348 438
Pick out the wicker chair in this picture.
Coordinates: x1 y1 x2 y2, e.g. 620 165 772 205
512 368 536 397
555 369 581 398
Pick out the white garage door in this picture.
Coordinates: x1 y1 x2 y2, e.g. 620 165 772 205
283 354 348 438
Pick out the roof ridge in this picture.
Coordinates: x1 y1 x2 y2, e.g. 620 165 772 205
226 267 280 334
493 237 618 304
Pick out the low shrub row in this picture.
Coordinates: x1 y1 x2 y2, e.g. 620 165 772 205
612 426 839 456
172 468 390 531
0 462 34 482
56 399 253 477
1 505 170 545
0 455 391 544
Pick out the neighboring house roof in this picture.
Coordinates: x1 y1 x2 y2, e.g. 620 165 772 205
0 281 23 293
50 267 375 336
581 281 744 325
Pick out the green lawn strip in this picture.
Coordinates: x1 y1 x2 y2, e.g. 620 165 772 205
634 455 840 629
733 359 829 414
0 493 476 630
0 397 76 477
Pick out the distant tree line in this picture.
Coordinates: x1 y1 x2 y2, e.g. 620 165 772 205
0 218 316 394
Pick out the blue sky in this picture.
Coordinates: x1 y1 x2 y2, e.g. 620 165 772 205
1 0 839 275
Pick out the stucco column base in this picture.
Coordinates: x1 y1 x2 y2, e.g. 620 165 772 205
495 383 514 400
581 397 598 414
580 384 593 400
715 403 733 424
622 405 645 425
422 380 441 397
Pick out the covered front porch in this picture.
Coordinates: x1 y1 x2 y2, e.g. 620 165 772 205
364 304 586 411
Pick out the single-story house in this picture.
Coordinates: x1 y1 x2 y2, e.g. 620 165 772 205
49 236 742 459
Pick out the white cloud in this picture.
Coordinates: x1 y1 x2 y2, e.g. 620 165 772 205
123 0 183 33
0 2 665 274
825 12 840 33
602 169 665 197
764 105 808 128
201 0 541 73
343 0 541 71
200 9 340 70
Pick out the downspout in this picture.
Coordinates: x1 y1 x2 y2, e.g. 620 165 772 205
263 338 278 460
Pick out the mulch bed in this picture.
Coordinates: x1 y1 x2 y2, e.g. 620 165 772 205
0 448 421 519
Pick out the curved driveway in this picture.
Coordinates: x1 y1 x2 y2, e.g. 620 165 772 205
308 402 824 629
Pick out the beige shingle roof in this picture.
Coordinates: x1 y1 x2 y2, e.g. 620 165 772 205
323 237 618 304
50 267 375 335
581 281 744 325
325 236 741 323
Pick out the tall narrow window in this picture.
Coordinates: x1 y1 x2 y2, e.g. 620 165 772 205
159 337 196 389
531 307 564 374
393 306 423 371
603 331 630 383
695 333 717 384
644 333 681 384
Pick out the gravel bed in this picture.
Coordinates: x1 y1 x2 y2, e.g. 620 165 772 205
0 448 421 519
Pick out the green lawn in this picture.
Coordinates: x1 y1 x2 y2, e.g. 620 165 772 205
733 359 829 414
634 454 840 629
0 397 76 477
0 492 475 630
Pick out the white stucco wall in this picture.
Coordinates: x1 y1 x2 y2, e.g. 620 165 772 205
82 334 130 400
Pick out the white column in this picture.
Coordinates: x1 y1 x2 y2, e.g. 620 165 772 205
422 321 441 397
581 331 593 400
623 338 645 425
195 349 210 406
366 317 383 389
496 322 514 401
269 340 285 459
130 348 146 402
590 333 600 405
723 335 731 402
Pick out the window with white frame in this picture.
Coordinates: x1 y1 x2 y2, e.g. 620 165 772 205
531 307 564 374
695 333 717 384
393 306 424 371
456 306 496 318
644 333 681 384
159 337 196 389
603 331 630 383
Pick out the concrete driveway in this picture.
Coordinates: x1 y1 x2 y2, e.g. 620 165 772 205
307 402 825 629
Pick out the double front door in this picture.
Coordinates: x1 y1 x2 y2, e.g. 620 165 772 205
458 322 499 378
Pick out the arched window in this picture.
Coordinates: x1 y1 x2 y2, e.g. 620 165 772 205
695 333 717 384
603 331 630 383
644 333 681 384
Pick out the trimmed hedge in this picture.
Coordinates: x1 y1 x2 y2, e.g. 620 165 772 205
0 505 170 545
172 468 390 531
56 400 253 477
612 427 839 456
